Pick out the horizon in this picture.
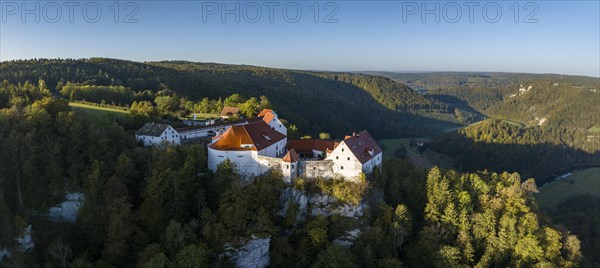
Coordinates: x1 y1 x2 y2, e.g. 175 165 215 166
3 57 598 78
1 1 599 77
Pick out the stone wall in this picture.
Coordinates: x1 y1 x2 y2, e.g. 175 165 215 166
256 155 282 173
243 156 354 182
301 160 337 180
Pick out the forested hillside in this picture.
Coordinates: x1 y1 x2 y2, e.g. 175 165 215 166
430 119 600 185
376 71 599 181
0 59 460 139
0 70 588 267
389 72 600 268
1 60 597 267
373 72 597 111
488 80 599 132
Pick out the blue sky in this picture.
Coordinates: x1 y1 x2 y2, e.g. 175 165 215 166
1 1 599 76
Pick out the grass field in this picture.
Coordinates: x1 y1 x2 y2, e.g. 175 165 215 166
69 102 131 122
378 138 454 169
187 113 219 120
589 126 600 133
536 167 600 209
378 138 428 160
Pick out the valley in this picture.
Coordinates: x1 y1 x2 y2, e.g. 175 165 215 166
0 59 598 267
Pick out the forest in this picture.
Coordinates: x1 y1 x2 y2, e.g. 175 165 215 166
1 60 598 267
430 119 600 184
0 58 462 139
0 73 592 267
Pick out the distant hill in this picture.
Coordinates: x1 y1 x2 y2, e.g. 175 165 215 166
0 58 460 139
371 71 597 108
363 72 600 183
430 119 600 183
374 71 600 151
487 79 599 130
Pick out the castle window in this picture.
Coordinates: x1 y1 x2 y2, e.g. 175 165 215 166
336 156 339 160
347 157 350 161
291 165 295 169
342 148 344 152
341 166 344 170
287 165 289 169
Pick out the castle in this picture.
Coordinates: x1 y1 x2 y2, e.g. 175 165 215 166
136 109 382 181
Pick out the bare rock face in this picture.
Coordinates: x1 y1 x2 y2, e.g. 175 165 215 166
309 194 366 218
333 229 362 248
16 225 34 252
279 187 367 220
279 188 308 219
226 235 271 268
47 192 84 223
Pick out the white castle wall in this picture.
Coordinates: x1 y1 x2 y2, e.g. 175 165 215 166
256 139 286 157
302 160 337 180
208 148 259 179
267 117 287 136
326 142 363 179
362 152 383 174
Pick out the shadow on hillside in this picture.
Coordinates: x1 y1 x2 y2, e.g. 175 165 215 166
0 59 462 139
427 94 485 117
430 135 600 186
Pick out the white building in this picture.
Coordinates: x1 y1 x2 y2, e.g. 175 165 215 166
135 123 181 146
207 116 287 177
258 109 287 136
136 109 382 181
207 110 382 181
325 131 383 180
281 149 300 182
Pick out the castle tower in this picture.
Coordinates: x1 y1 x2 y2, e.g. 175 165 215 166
281 149 299 183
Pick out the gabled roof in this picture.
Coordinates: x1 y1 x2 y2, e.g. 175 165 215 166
262 112 277 124
209 125 254 150
342 130 382 164
257 109 278 124
286 139 337 155
209 121 286 151
282 149 299 163
136 123 171 137
258 109 273 117
220 106 240 117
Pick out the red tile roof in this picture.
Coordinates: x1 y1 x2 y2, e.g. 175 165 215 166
262 112 277 124
220 106 240 117
209 121 286 151
286 139 337 155
258 109 273 117
282 149 299 163
209 125 253 150
343 130 382 164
